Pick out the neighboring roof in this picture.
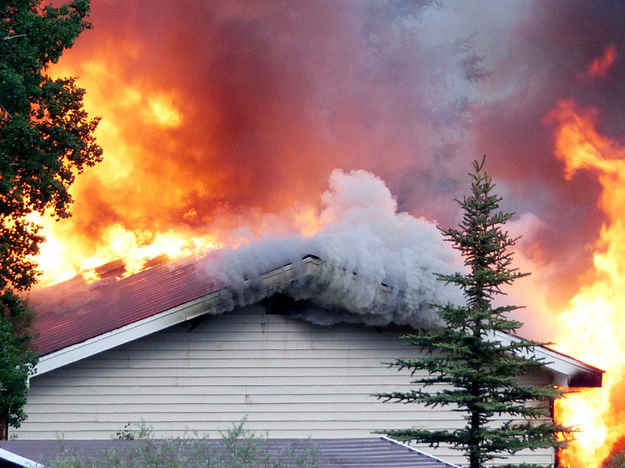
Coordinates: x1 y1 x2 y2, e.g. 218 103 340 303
28 254 603 387
0 437 460 468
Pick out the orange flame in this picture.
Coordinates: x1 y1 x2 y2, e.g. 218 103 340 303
546 100 625 467
31 45 326 286
586 44 617 80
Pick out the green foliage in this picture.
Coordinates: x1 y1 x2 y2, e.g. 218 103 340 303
47 420 319 468
115 423 137 440
1 0 102 429
376 157 569 468
1 0 102 290
0 305 37 427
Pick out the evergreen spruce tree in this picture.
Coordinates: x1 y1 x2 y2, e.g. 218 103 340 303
377 157 568 467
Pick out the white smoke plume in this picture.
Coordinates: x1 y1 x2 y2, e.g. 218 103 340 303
198 168 463 328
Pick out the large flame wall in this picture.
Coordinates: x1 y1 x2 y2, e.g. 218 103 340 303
34 1 625 466
42 0 478 281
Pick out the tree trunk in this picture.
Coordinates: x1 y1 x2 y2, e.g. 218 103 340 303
469 408 481 468
0 414 7 440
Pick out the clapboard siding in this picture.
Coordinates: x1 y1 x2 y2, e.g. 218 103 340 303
15 304 554 466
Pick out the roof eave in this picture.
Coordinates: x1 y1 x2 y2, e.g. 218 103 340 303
380 436 462 467
493 331 604 388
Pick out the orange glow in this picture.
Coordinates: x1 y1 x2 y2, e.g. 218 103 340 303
292 205 325 237
29 39 327 286
146 94 182 128
587 44 617 80
34 213 223 285
28 10 340 287
546 100 625 467
31 56 217 284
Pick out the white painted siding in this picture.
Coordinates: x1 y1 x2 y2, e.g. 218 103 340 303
16 304 555 466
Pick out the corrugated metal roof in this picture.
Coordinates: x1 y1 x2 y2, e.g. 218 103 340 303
28 259 226 356
0 438 459 467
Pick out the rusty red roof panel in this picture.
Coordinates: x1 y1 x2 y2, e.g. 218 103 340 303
28 260 226 356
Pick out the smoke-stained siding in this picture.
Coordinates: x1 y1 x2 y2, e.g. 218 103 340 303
16 305 554 466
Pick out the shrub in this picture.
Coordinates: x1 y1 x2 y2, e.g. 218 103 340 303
47 420 317 468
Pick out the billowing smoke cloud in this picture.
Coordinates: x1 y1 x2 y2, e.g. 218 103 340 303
199 169 463 328
32 169 463 331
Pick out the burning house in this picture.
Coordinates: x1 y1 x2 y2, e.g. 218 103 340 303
10 1 625 466
7 165 604 466
7 249 603 467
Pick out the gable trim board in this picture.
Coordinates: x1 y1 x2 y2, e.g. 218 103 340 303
33 255 603 387
35 292 218 376
492 330 602 387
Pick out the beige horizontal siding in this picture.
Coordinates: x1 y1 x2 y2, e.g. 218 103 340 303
15 304 554 466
